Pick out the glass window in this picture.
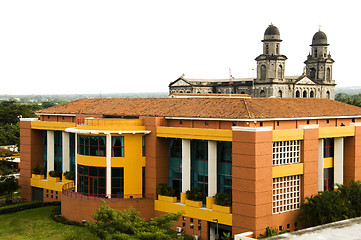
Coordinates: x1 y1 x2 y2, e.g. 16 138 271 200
78 135 106 157
217 142 232 193
168 139 182 198
77 165 106 197
324 138 334 158
191 140 208 203
54 131 63 175
43 131 47 178
69 133 75 173
111 167 124 198
324 168 334 190
112 136 124 157
142 136 145 157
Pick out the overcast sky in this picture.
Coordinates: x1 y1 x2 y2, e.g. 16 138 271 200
0 0 359 95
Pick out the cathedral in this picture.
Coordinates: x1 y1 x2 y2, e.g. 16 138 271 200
169 24 336 99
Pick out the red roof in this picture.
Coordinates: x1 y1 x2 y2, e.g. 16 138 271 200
36 98 361 120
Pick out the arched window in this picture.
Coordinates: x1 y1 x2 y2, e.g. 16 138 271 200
277 65 283 79
310 90 314 98
261 65 266 80
277 90 282 98
303 90 307 98
241 91 245 94
260 90 266 97
276 44 279 55
326 68 331 81
314 49 318 58
296 90 300 98
326 91 330 99
265 45 269 54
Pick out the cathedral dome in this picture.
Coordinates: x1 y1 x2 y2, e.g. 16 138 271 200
312 30 328 46
264 24 280 40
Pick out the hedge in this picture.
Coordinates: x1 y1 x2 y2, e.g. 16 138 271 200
0 201 60 215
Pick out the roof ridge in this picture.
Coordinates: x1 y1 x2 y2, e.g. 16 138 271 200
243 99 252 119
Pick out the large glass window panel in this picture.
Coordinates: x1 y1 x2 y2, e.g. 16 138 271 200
111 167 124 198
217 141 232 193
168 139 182 198
54 131 63 175
112 136 124 157
191 140 208 203
78 135 106 157
77 164 106 198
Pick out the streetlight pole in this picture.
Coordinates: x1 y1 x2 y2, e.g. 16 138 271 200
213 218 219 240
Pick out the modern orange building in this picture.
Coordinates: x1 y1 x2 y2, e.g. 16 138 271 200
19 97 361 239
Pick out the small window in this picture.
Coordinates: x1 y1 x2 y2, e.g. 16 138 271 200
182 222 186 227
307 120 310 124
287 224 290 229
326 119 329 124
260 122 263 127
279 226 282 231
190 218 193 223
198 226 201 231
352 118 355 123
142 136 145 157
205 121 209 126
180 120 183 125
277 121 279 126
232 122 237 126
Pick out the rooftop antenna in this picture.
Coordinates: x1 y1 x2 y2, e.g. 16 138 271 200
229 68 233 97
318 24 322 31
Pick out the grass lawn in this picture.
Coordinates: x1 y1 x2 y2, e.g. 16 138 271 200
0 206 99 240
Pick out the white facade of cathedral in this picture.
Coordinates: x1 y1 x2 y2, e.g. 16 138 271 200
169 25 335 99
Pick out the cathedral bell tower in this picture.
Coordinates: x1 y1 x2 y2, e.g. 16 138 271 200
304 30 335 83
255 24 287 83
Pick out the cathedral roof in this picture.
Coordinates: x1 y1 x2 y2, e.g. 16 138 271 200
264 24 280 36
36 98 361 120
312 30 328 46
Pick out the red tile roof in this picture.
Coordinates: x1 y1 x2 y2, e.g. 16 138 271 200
36 98 361 120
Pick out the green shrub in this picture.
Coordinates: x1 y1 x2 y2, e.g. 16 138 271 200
298 190 347 228
157 183 175 197
31 164 43 174
258 226 287 239
338 180 361 218
49 170 61 178
185 188 202 201
51 206 82 226
63 171 75 180
214 191 232 207
0 201 60 215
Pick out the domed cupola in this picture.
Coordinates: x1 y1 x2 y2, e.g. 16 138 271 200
311 30 329 46
263 24 281 41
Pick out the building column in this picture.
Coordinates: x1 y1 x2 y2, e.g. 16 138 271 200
208 140 217 197
318 139 324 192
231 126 273 237
334 137 344 185
47 130 54 172
182 139 191 192
106 133 112 198
62 132 70 173
344 123 361 185
75 133 78 192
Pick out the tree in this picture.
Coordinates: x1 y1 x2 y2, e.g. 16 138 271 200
0 175 18 203
337 180 361 218
297 190 348 228
86 201 185 240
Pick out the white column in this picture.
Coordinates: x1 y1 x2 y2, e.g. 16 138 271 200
182 139 191 192
106 133 112 198
62 132 70 173
47 130 54 172
318 139 324 192
75 133 78 192
208 140 217 197
334 137 344 186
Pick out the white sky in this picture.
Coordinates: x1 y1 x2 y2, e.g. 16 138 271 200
0 0 359 95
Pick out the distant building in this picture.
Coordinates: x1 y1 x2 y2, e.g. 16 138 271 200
169 24 335 99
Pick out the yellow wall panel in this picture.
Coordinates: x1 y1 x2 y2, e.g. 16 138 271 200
156 126 232 141
77 155 107 167
30 178 64 192
154 200 232 226
272 163 304 178
318 126 355 139
272 129 304 141
31 121 76 131
324 157 334 168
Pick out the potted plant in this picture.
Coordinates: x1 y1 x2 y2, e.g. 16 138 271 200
213 191 232 213
185 188 203 207
48 170 61 182
63 171 75 184
157 183 177 203
31 164 44 179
